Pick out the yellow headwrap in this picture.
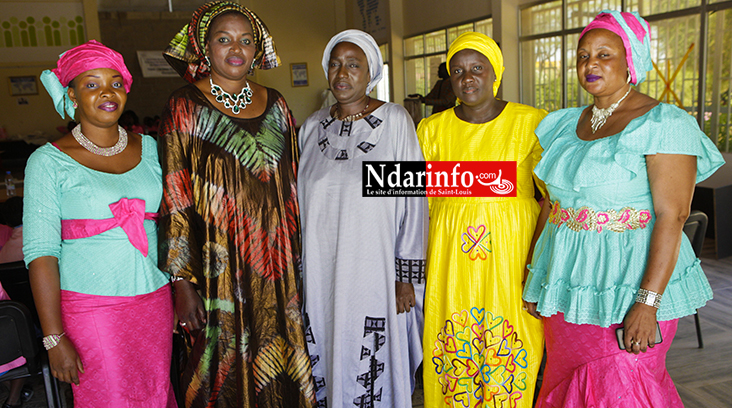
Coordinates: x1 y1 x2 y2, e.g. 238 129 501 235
446 32 504 97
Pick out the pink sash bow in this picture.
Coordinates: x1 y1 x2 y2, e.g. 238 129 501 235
61 198 158 256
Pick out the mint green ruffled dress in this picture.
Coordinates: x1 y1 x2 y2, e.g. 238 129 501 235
523 103 725 327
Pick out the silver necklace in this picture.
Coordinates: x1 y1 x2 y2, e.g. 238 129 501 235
72 124 127 156
209 77 253 114
590 87 632 134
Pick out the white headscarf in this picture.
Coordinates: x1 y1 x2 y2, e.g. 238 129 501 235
321 29 383 95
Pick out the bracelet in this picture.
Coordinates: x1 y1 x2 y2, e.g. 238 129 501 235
170 276 185 282
43 332 66 350
636 288 662 308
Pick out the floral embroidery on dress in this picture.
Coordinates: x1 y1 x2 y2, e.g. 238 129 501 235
460 225 492 261
549 201 652 233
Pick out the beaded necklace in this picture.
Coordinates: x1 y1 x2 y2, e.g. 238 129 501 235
72 124 128 156
334 97 370 122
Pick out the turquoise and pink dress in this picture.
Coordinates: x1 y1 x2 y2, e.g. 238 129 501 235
23 135 176 408
523 103 725 407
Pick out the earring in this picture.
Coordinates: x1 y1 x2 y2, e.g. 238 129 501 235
626 67 632 84
72 101 78 109
205 56 211 67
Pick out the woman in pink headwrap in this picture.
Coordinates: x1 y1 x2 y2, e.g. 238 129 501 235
522 11 724 407
24 40 176 407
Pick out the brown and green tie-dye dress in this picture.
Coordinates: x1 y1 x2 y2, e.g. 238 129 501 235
158 84 315 407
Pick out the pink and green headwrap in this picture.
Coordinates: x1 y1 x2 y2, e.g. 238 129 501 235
580 10 652 86
40 40 133 119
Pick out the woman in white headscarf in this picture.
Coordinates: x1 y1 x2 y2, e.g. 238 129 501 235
298 29 428 407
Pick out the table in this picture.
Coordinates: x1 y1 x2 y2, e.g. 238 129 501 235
691 152 732 259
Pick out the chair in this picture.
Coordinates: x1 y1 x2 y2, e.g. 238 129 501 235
0 301 63 408
0 261 39 328
683 210 708 349
0 261 64 407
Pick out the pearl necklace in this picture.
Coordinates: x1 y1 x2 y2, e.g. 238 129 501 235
72 124 128 156
590 87 632 134
335 97 370 122
209 77 253 114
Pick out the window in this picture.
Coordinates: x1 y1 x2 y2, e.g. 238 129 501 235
404 18 493 117
376 43 390 103
520 0 732 152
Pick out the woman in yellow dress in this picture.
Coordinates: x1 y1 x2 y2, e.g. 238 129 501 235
418 32 547 407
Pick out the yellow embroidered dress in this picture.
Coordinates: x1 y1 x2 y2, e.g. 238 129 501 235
418 102 546 408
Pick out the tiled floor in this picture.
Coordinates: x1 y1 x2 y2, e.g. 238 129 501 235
3 249 731 408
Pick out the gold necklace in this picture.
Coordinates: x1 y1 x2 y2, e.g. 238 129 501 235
335 97 370 122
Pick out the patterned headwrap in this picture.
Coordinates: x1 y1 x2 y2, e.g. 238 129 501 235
321 29 384 95
580 10 652 86
446 32 504 97
163 1 280 83
40 40 133 119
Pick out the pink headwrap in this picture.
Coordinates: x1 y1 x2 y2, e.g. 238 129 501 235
52 40 133 92
41 40 133 118
579 10 652 86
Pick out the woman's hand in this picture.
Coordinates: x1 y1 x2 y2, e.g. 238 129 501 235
395 281 416 314
523 301 542 320
174 280 206 332
622 302 658 354
48 337 84 385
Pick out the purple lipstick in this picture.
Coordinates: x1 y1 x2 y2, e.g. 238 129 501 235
99 102 118 112
586 74 601 82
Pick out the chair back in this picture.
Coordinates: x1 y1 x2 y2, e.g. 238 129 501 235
0 300 40 375
0 260 39 327
684 210 708 257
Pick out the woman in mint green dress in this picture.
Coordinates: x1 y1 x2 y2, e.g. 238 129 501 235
522 10 725 407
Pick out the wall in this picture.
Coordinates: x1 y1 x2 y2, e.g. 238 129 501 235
0 0 100 139
98 11 192 123
246 0 341 126
100 1 341 127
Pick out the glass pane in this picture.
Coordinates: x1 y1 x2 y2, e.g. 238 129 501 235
521 36 563 112
406 57 426 98
566 33 593 108
566 0 621 30
474 18 493 38
404 36 423 57
447 23 473 45
375 64 390 103
424 54 448 116
521 1 562 36
626 0 701 15
380 43 389 63
637 14 700 118
705 9 732 152
425 30 447 54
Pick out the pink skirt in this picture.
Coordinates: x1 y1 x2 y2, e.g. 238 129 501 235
60 285 177 408
536 313 683 408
